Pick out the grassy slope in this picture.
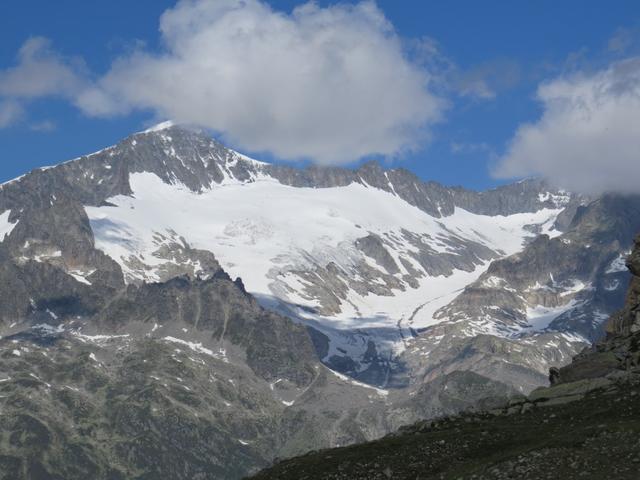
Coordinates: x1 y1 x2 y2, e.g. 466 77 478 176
250 376 640 480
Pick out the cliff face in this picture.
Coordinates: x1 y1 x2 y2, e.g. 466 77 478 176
552 234 640 384
607 233 640 336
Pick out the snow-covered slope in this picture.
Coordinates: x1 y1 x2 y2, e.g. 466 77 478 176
67 125 587 387
6 123 632 392
86 171 563 334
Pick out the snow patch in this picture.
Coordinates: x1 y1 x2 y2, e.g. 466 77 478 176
32 323 65 335
525 300 579 331
328 367 389 397
72 332 130 343
162 336 228 362
68 269 94 285
606 253 629 274
141 120 175 133
0 210 17 241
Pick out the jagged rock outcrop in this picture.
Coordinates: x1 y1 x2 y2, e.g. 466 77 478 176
607 233 640 336
548 233 640 385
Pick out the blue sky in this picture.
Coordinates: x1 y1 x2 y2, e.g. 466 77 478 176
1 0 639 191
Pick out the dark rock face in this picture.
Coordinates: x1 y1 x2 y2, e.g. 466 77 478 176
94 275 317 386
0 305 517 480
0 245 117 325
607 233 640 336
355 234 400 275
0 266 365 480
552 233 640 384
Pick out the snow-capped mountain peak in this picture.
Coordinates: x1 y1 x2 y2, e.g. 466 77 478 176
2 124 634 393
141 120 176 133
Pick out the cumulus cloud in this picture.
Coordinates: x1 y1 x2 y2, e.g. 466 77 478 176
457 59 521 100
0 100 24 128
77 0 445 165
0 36 86 100
608 27 633 53
408 38 520 101
29 120 57 132
494 57 640 194
0 36 88 128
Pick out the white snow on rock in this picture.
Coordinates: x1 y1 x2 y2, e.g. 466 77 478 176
32 323 65 335
0 210 17 241
606 252 630 274
68 269 95 285
163 336 228 362
86 171 564 334
141 120 175 133
328 367 389 397
525 301 579 331
72 332 130 344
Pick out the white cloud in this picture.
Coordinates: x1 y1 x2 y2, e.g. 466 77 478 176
0 37 86 100
456 59 521 100
0 100 24 128
0 36 88 128
77 0 445 165
29 120 57 132
494 57 640 194
608 27 633 53
409 40 520 101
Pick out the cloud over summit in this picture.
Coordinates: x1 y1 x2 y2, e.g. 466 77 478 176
495 57 640 194
78 0 445 165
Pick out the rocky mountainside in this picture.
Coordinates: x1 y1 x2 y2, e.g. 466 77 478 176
0 264 516 479
2 121 634 396
250 234 640 480
401 195 640 394
0 123 638 478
